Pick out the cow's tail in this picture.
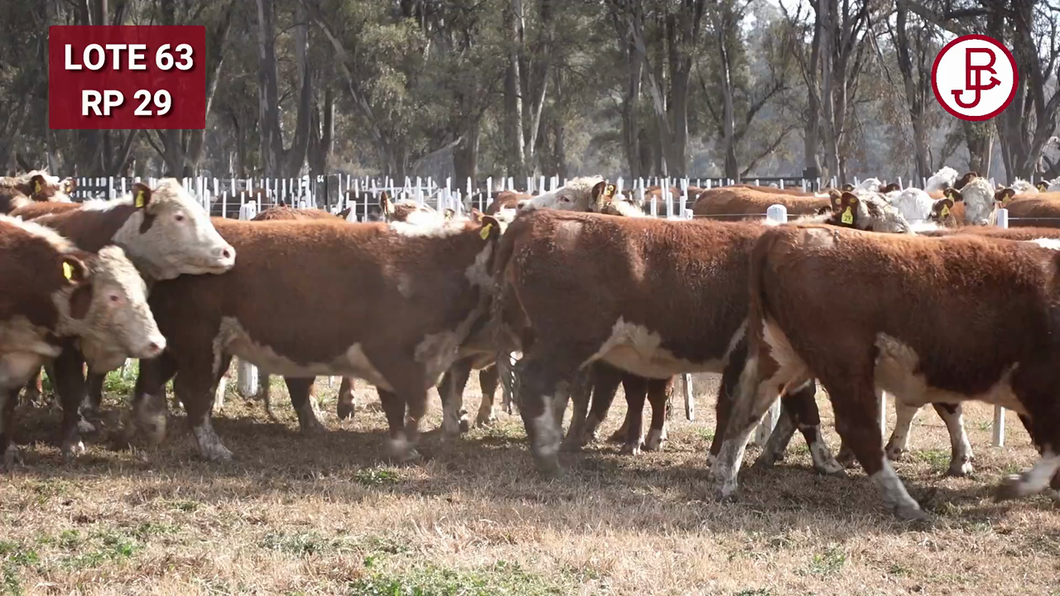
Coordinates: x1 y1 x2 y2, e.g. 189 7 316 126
747 226 788 340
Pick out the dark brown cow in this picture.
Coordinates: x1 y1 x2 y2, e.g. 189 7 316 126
1 215 164 469
710 225 1060 520
489 207 880 474
124 215 502 462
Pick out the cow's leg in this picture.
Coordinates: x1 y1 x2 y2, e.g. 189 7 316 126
516 353 574 476
126 353 178 447
439 358 473 436
756 380 845 476
708 339 748 465
475 365 499 427
284 377 325 433
643 377 673 452
175 356 232 462
620 374 648 455
561 369 593 451
20 369 43 407
52 347 88 460
996 388 1060 501
582 363 622 445
824 372 925 520
336 377 357 421
932 403 974 477
709 351 792 500
378 389 419 462
879 401 920 464
82 371 106 420
1 388 19 472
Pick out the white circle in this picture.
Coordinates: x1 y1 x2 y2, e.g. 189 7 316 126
934 38 1015 119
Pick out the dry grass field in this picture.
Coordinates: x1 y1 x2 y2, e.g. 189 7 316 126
2 368 1059 596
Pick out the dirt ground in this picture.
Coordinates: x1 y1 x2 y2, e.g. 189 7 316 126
1 368 1059 596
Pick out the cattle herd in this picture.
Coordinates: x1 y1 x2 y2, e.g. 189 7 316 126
2 167 1060 522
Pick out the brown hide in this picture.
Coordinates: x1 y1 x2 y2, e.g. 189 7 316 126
1002 197 1060 228
692 187 831 220
8 202 82 220
138 217 501 460
716 224 1060 516
252 206 339 221
0 220 86 332
487 191 530 214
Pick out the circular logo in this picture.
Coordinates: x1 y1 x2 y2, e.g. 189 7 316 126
932 34 1018 121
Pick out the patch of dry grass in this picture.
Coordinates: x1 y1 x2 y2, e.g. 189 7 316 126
3 370 1059 595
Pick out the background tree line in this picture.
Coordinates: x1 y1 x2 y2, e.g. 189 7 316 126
2 0 1057 184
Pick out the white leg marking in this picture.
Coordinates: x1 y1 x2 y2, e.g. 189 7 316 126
645 426 668 451
940 406 974 476
192 418 233 462
533 392 562 461
871 459 925 520
386 431 421 462
998 451 1060 499
808 432 845 475
886 401 919 460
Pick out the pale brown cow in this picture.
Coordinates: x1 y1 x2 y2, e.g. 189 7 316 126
125 215 502 462
710 225 1060 520
0 215 164 469
692 187 834 221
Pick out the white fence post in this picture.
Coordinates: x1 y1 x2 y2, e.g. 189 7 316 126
683 373 695 421
235 202 260 396
753 204 789 447
993 207 1010 447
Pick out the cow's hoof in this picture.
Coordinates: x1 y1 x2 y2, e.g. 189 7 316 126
619 441 642 456
459 415 470 434
894 503 931 522
337 402 355 420
532 453 562 478
885 444 908 461
299 419 327 435
559 436 583 453
61 440 86 462
385 437 421 463
606 428 626 443
475 407 496 427
706 452 718 468
710 483 739 503
752 451 779 470
946 458 974 478
644 429 667 452
201 443 233 463
836 446 858 469
994 474 1030 502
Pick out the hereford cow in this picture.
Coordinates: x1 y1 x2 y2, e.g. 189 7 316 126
0 215 165 469
123 214 502 462
710 225 1060 520
0 172 74 214
518 177 604 212
692 187 833 221
20 181 236 455
7 201 83 220
490 194 899 474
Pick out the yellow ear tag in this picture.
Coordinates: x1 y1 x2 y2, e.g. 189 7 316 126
34 180 41 193
480 223 493 240
63 262 74 280
941 205 950 218
841 207 853 224
605 184 615 197
134 190 145 208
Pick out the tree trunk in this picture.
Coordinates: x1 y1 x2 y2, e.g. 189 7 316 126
894 2 930 180
818 0 838 183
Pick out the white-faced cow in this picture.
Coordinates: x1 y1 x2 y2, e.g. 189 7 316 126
0 215 164 469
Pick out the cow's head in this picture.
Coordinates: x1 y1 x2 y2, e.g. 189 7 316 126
58 246 166 372
107 179 236 280
929 196 959 227
994 187 1017 208
940 174 996 225
831 192 910 233
518 176 603 212
588 181 619 213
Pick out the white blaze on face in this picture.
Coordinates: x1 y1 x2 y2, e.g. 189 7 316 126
65 246 166 371
519 176 603 212
111 179 236 280
959 177 999 225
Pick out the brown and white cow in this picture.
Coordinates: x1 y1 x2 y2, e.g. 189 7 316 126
489 196 902 474
125 214 502 462
0 215 164 469
710 224 1060 519
17 180 236 455
691 187 834 222
518 177 604 212
0 172 74 214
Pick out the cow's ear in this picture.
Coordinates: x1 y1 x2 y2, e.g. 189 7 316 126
444 208 455 221
841 183 855 192
954 171 978 190
943 187 964 203
478 215 501 241
933 198 955 221
61 178 77 193
131 183 152 209
994 187 1016 204
30 174 47 196
1036 181 1049 192
60 254 90 286
880 183 900 193
837 192 859 226
816 205 832 216
828 189 843 211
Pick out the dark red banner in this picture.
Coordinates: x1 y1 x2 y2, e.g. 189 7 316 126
49 26 206 130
